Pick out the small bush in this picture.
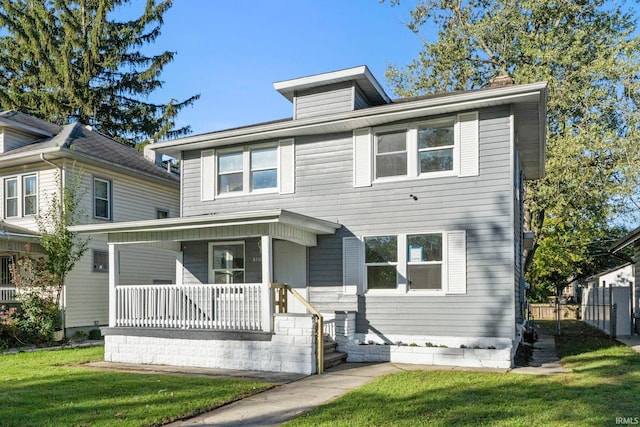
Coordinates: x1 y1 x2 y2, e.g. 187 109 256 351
409 342 418 347
14 294 61 344
73 330 88 342
460 344 467 349
88 329 102 340
425 342 434 347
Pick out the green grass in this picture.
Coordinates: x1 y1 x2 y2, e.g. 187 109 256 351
0 346 271 426
287 320 640 426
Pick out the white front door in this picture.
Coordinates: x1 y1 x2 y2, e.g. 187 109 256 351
273 240 308 313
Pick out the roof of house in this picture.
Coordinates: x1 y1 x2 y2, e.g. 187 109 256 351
0 117 179 184
151 78 548 179
0 220 40 243
610 226 640 253
0 110 62 136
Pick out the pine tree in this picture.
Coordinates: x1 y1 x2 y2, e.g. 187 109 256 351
0 0 199 145
384 0 640 298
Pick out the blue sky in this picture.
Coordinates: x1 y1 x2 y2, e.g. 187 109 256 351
136 1 423 136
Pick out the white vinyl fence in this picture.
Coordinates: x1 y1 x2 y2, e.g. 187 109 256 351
582 285 632 337
115 284 263 330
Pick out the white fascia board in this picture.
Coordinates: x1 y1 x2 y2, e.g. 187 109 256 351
273 66 368 99
69 209 341 237
153 82 547 158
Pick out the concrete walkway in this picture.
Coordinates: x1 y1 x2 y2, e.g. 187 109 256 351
510 333 569 375
163 362 506 427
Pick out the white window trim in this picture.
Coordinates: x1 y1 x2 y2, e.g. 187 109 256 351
361 231 464 295
208 241 246 284
93 176 112 221
215 143 279 198
3 172 38 219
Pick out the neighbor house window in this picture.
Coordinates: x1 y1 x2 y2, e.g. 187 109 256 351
93 177 111 219
210 242 245 283
93 250 109 272
217 145 278 195
408 233 443 290
375 131 407 178
0 256 11 285
156 208 169 219
3 174 37 218
364 236 398 289
418 120 454 173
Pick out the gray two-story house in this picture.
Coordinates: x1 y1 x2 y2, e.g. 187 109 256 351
73 66 547 374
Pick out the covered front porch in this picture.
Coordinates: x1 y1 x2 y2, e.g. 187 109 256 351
0 221 44 304
71 210 342 374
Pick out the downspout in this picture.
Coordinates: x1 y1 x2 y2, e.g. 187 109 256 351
40 153 66 331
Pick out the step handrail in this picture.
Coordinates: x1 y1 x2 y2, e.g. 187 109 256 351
270 283 324 374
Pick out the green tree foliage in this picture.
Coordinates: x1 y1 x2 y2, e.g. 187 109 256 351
384 0 640 298
0 0 199 145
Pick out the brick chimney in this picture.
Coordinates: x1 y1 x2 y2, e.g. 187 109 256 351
489 74 514 88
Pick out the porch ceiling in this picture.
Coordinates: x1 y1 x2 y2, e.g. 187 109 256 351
69 209 342 248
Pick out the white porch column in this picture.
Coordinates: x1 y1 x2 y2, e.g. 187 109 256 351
261 235 273 332
108 243 120 327
175 250 183 285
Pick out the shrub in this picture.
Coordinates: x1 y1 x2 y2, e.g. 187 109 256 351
14 294 61 344
0 305 19 349
88 329 102 340
73 330 88 342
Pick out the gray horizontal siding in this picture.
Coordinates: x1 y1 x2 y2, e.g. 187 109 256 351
295 82 354 119
180 106 515 339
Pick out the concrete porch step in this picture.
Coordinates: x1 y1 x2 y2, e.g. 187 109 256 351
323 350 347 370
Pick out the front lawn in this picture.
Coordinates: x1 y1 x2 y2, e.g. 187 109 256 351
0 346 271 426
287 320 640 426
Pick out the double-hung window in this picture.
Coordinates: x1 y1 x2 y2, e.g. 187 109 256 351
407 234 443 290
218 151 244 194
3 174 37 218
418 120 455 174
364 236 398 289
355 112 478 186
375 131 407 178
94 177 112 220
347 231 466 295
217 146 278 195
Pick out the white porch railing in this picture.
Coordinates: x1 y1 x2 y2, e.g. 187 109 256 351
0 286 17 303
115 284 263 330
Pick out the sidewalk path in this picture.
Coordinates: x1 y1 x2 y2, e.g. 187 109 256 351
617 335 640 353
510 333 569 375
164 363 506 427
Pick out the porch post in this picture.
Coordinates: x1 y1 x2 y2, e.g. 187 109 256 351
261 235 273 332
175 250 183 285
108 243 120 327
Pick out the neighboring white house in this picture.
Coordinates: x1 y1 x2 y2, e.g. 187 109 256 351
72 66 548 374
0 111 180 334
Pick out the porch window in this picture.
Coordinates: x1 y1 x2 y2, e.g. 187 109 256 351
408 233 443 290
364 236 397 289
0 256 11 285
93 250 109 272
211 242 245 283
94 177 112 220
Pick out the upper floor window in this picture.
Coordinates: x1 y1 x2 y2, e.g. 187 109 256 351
93 177 112 220
201 139 295 201
417 122 454 173
4 174 37 218
353 112 478 187
217 146 278 195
